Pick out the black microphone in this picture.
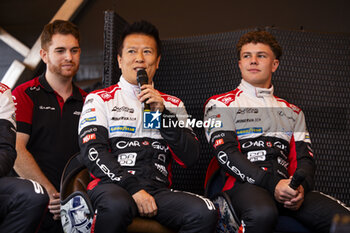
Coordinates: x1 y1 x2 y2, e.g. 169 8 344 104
137 69 150 111
289 169 306 190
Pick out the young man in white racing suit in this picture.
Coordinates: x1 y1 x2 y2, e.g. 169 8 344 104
0 83 48 232
204 30 350 233
78 21 217 233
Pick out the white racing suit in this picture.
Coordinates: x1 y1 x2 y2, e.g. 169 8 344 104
78 76 217 233
204 79 349 233
0 83 48 233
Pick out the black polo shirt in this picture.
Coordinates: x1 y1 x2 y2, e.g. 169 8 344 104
12 74 87 190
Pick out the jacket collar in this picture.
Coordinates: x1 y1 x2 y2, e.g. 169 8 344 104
119 76 140 98
118 76 154 98
239 79 274 98
38 73 83 101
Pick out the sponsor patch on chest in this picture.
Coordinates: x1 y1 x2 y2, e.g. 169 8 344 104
118 153 137 166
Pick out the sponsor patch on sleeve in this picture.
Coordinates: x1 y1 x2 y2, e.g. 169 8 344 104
163 95 181 106
82 133 96 144
213 138 224 148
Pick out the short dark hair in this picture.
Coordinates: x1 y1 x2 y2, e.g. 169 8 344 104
118 20 161 57
41 20 80 50
236 30 282 60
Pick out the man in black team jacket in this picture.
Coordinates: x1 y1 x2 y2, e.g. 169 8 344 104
0 82 48 233
204 30 350 233
78 20 217 233
12 20 87 233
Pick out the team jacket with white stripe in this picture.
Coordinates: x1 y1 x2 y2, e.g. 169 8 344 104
204 79 315 195
78 76 199 195
0 83 16 177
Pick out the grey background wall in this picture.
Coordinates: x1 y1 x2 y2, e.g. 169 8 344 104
1 0 350 82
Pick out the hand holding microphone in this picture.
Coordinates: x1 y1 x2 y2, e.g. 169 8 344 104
136 69 164 112
275 169 306 206
283 169 306 210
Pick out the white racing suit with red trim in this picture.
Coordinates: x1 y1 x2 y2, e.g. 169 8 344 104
78 76 217 233
0 83 48 233
0 83 17 175
204 79 349 233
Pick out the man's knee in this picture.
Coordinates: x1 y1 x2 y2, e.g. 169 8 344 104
90 186 136 232
245 202 278 226
202 208 218 228
103 195 133 214
28 190 49 210
90 185 135 218
196 200 217 222
182 196 218 230
10 178 48 209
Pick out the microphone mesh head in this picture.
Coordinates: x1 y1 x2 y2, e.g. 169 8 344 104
294 169 306 182
137 69 148 85
289 169 306 190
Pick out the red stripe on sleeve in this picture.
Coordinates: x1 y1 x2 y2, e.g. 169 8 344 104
12 84 34 125
168 146 186 168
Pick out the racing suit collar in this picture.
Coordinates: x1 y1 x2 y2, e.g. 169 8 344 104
119 76 141 98
119 75 154 98
239 79 274 98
